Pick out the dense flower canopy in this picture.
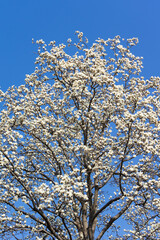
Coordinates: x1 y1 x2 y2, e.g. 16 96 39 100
0 32 160 240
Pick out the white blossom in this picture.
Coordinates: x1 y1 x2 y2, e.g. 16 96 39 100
0 32 159 240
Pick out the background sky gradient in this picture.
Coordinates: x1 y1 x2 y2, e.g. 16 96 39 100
0 0 160 91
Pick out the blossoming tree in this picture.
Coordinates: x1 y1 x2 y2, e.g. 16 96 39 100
0 32 159 240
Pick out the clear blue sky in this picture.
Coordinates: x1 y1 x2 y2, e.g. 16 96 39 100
0 0 160 91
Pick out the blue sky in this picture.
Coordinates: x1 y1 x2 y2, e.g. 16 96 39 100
0 0 160 91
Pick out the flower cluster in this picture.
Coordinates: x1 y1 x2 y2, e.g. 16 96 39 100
0 32 159 240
